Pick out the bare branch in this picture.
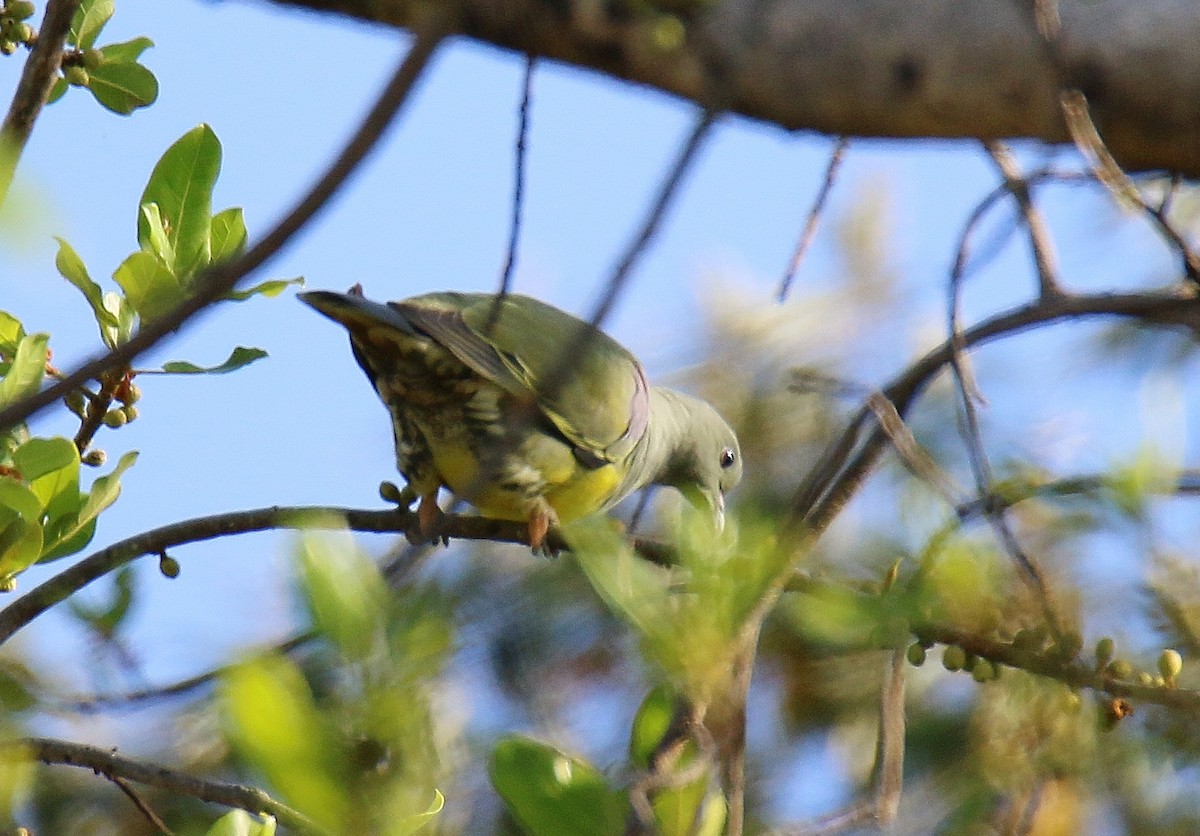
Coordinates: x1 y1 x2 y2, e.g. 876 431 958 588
262 0 1200 176
109 775 175 836
15 737 326 834
984 141 1063 298
777 137 849 302
795 287 1200 538
496 53 534 299
588 107 718 329
0 13 450 434
0 0 80 206
774 649 906 835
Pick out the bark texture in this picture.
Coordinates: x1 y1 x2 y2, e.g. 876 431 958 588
263 0 1200 176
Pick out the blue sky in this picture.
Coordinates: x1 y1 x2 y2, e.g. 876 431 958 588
2 0 1197 823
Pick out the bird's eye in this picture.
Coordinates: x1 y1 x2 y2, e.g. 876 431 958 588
719 448 736 469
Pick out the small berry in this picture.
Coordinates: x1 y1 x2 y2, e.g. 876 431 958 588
0 576 15 592
81 449 106 467
121 404 138 422
1099 697 1133 731
906 642 926 667
81 47 105 70
1055 631 1083 659
972 660 995 683
158 554 180 579
1137 671 1154 687
0 40 16 56
10 21 30 43
102 408 126 428
1095 637 1115 667
63 65 88 87
6 1 35 20
64 390 86 415
379 481 404 504
1106 659 1133 681
942 645 967 672
1158 649 1183 682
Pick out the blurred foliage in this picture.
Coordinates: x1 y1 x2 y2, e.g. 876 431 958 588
3 7 1200 830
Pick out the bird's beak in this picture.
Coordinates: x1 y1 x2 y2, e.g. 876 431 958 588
684 486 725 532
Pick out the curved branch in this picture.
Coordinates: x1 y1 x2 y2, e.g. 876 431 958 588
0 504 550 646
15 737 326 834
0 493 687 648
261 0 1200 176
0 0 80 206
794 286 1200 536
0 12 449 434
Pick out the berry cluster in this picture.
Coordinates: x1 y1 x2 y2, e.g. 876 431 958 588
0 0 35 56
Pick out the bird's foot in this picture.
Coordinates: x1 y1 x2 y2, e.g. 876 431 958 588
527 504 561 556
416 493 449 546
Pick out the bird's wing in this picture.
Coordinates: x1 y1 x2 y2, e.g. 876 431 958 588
395 293 649 463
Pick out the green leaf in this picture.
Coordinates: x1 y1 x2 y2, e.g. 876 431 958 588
139 125 221 282
99 36 154 63
209 207 247 265
220 654 349 828
152 346 268 375
113 250 184 323
102 291 135 348
69 0 114 50
86 60 158 115
139 203 175 267
0 312 24 356
225 277 305 303
391 789 444 836
54 238 120 340
12 437 80 522
297 528 388 661
68 564 134 636
0 517 42 581
0 479 43 523
46 78 68 105
0 335 48 411
40 450 136 562
205 810 277 836
490 737 626 836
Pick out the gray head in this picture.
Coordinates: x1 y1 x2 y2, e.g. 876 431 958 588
651 389 742 529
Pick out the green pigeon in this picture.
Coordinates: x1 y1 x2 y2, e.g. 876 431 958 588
299 286 742 549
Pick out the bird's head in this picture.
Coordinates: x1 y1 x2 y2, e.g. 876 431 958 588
653 391 742 531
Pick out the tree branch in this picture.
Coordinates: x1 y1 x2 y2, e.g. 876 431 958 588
0 12 449 434
0 0 80 206
259 0 1200 176
14 737 326 834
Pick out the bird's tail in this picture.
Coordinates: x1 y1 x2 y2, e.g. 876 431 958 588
298 289 419 336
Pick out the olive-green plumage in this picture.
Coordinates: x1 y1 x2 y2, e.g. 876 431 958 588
299 287 742 548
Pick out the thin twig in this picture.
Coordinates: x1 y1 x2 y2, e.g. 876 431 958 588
984 141 1063 298
795 287 1200 538
776 649 906 835
15 737 326 834
782 573 1200 713
777 136 849 302
0 0 81 207
0 502 687 646
109 774 175 835
63 632 315 712
496 53 535 300
0 15 450 433
587 108 718 329
945 172 1060 631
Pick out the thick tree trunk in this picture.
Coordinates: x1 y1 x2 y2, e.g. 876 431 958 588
264 0 1200 177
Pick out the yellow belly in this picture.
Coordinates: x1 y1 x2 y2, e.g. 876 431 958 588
428 438 621 522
